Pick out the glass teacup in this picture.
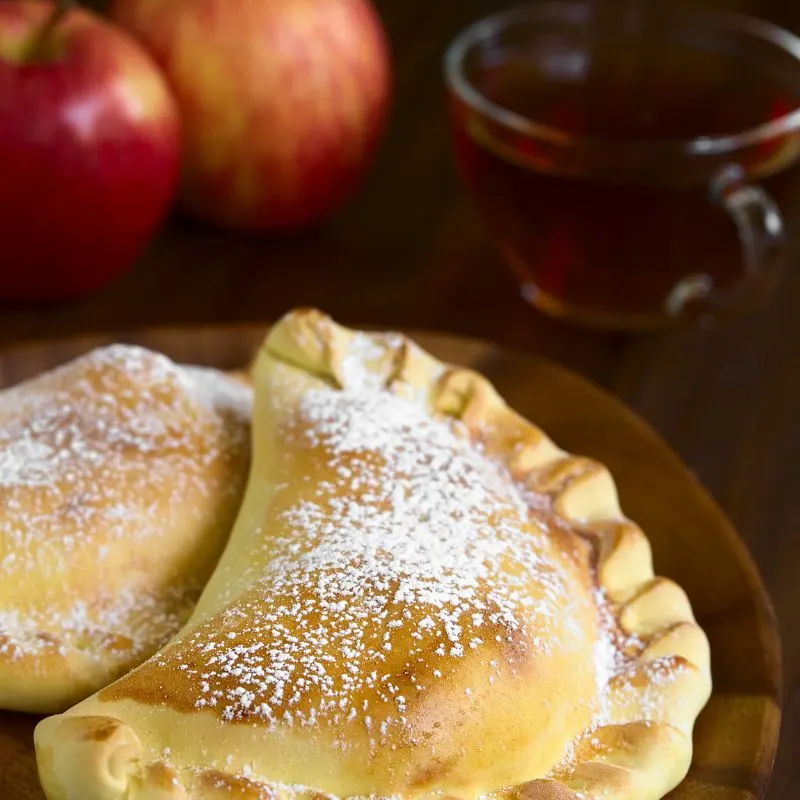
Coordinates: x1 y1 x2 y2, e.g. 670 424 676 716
444 3 800 330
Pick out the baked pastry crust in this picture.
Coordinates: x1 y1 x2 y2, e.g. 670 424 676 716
34 311 711 800
0 345 252 713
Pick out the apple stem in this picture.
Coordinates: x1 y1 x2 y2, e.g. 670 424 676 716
24 0 77 62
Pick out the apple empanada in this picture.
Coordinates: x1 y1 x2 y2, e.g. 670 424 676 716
34 311 711 800
0 344 252 713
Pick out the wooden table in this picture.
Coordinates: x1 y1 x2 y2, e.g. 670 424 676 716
1 0 798 796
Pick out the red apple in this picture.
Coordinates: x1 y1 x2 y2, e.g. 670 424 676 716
0 1 180 301
110 0 391 231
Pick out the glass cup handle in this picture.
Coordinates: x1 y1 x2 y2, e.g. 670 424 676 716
665 163 786 319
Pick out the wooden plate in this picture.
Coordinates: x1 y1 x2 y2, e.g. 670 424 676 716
0 325 782 800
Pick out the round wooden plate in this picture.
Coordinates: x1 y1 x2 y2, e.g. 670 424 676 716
0 325 781 800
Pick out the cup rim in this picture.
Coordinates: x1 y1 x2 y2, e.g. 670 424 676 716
443 1 800 156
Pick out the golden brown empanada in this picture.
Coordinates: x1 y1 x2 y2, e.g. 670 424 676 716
0 345 252 713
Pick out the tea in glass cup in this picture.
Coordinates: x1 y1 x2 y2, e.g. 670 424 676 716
445 3 800 329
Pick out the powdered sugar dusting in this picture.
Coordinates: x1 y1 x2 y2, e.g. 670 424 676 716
0 438 58 487
0 586 192 663
593 588 625 703
170 379 597 740
610 656 685 721
337 332 405 391
0 344 252 662
592 588 647 722
182 366 253 422
546 589 654 778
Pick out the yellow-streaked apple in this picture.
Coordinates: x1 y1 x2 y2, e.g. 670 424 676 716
0 1 180 301
110 0 391 231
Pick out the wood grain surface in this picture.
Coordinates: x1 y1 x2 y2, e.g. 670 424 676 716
0 0 798 797
0 326 782 800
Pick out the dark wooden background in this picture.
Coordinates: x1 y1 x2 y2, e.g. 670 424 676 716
1 0 798 796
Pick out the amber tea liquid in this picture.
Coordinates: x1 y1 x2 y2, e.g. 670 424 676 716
452 39 800 326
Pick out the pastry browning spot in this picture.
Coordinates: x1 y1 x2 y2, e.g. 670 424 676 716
200 770 278 798
408 755 460 789
80 717 119 742
146 762 182 792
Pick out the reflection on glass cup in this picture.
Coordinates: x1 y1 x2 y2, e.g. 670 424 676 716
444 3 800 330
